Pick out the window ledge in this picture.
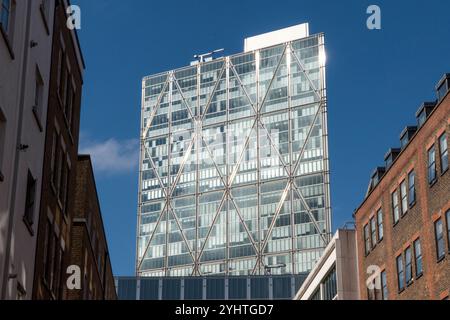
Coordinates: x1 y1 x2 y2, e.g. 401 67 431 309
32 107 43 132
42 278 50 291
63 112 69 129
63 113 75 145
429 179 438 188
57 93 64 110
39 4 50 36
441 168 448 177
63 212 69 226
409 201 417 210
0 24 15 60
68 130 74 145
57 199 63 212
42 278 57 300
50 182 57 197
437 255 446 264
416 273 423 280
22 217 35 237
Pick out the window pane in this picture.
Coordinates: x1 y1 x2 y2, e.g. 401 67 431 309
428 146 436 184
377 210 384 241
400 181 407 215
364 224 370 255
184 278 203 300
408 171 416 205
323 268 337 300
371 218 377 247
229 278 247 300
140 279 159 300
310 288 321 300
381 271 388 300
34 68 44 118
162 279 181 300
435 219 445 260
392 191 399 224
440 134 448 172
414 239 423 276
206 278 225 300
396 255 404 291
447 211 450 250
405 247 412 284
250 278 269 299
24 171 37 226
117 279 137 300
273 277 291 299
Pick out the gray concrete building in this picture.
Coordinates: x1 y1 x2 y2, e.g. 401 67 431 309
294 229 360 300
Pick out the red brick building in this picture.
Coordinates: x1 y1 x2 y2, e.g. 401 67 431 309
66 155 117 300
355 73 450 300
32 0 85 300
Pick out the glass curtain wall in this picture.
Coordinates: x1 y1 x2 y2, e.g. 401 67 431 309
137 33 331 277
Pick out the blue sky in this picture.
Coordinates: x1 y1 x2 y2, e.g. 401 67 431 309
72 0 450 276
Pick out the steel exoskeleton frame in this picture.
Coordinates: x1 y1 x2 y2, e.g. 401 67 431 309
137 33 332 277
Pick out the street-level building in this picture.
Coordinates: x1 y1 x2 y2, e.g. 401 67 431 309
294 229 359 300
355 73 450 300
116 274 306 300
0 0 56 300
137 23 332 277
31 0 85 300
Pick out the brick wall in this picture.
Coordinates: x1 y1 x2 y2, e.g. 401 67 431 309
33 0 83 300
66 156 117 300
355 84 450 300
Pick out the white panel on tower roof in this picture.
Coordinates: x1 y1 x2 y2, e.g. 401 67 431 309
244 23 310 52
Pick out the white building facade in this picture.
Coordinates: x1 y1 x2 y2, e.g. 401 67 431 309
0 0 56 300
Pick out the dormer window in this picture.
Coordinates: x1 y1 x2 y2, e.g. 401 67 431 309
385 149 401 168
415 102 436 128
371 169 384 186
436 73 450 101
400 127 417 150
417 110 426 128
367 167 386 196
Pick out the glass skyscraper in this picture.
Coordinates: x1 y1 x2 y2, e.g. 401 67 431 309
137 23 331 278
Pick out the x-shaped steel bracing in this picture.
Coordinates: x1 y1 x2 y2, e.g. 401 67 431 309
138 43 328 275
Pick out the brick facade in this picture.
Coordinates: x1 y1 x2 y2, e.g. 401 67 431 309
32 0 84 300
355 75 450 300
66 156 117 300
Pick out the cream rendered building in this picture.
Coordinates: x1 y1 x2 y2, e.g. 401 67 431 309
0 0 56 300
294 229 360 300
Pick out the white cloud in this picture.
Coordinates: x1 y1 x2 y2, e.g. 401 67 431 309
79 138 139 175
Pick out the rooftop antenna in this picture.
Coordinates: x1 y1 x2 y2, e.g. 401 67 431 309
194 48 225 63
